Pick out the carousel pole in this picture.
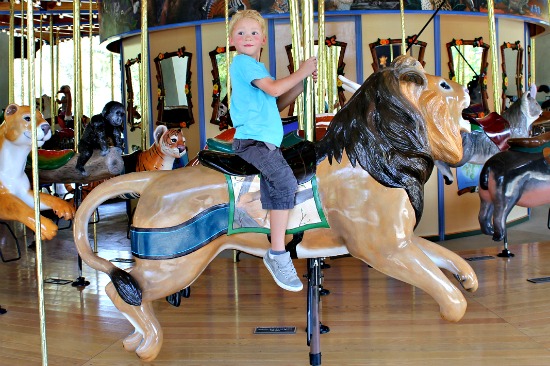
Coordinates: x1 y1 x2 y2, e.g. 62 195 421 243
21 0 25 104
316 0 325 114
225 0 231 109
49 16 55 132
486 0 501 114
27 1 49 364
8 0 14 104
288 0 303 128
39 15 43 113
72 0 91 288
399 0 406 54
140 0 149 150
89 0 98 253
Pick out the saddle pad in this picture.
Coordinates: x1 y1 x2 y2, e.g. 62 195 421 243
226 174 329 235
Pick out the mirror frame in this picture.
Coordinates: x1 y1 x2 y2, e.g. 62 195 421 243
285 35 347 116
124 54 141 131
369 35 427 72
446 37 490 118
500 40 523 112
154 46 194 128
209 45 237 130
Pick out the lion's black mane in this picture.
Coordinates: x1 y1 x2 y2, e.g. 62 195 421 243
315 65 435 226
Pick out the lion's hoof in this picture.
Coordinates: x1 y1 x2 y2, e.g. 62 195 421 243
123 331 143 352
439 300 467 323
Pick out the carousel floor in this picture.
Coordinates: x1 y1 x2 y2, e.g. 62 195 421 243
2 200 550 365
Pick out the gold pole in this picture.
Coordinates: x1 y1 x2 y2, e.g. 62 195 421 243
530 38 535 87
289 0 303 127
39 16 43 113
21 0 24 104
8 0 14 104
89 0 93 116
399 0 406 54
74 0 82 150
486 0 501 113
225 0 231 108
140 0 149 150
302 0 315 142
316 0 325 115
50 17 55 131
110 53 115 100
27 3 48 365
55 28 59 116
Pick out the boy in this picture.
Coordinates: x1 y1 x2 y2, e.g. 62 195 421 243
228 10 317 292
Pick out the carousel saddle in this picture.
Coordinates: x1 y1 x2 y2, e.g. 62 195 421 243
508 131 550 153
470 112 511 151
198 140 317 184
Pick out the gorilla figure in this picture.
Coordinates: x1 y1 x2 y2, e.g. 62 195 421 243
75 101 125 176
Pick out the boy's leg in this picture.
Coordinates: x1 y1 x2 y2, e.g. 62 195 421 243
263 209 303 292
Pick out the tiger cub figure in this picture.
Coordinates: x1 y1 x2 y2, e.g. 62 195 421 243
123 125 187 173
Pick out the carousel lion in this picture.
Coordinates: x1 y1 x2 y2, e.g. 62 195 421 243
0 104 75 240
73 56 477 362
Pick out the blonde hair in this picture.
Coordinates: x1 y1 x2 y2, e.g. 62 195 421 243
228 10 266 36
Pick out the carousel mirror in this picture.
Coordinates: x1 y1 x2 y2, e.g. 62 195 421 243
124 55 141 131
500 41 523 112
285 36 347 116
154 46 194 128
369 35 427 72
446 37 490 118
209 46 238 130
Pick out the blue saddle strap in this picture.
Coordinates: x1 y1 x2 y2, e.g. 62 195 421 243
130 204 229 260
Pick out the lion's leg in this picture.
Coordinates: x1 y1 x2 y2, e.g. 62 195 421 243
412 236 478 291
350 241 467 322
0 194 59 240
106 282 163 362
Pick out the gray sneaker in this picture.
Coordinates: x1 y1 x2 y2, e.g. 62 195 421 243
263 251 303 292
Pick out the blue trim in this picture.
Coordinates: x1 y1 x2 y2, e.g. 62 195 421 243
434 16 441 76
268 19 276 77
355 15 363 83
196 26 206 149
130 204 229 259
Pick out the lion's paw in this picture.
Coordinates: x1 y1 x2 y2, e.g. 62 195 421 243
123 331 143 352
40 217 58 241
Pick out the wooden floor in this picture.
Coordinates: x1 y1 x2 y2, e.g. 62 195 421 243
2 201 550 365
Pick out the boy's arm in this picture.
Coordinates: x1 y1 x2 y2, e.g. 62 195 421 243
276 83 304 111
253 57 317 99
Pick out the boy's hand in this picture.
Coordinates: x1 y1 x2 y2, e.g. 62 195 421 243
299 57 318 80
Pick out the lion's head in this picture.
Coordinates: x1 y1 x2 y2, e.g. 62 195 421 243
0 104 51 149
316 55 468 225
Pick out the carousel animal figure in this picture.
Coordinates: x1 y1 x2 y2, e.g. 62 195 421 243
123 125 187 173
478 131 550 242
56 84 73 125
72 56 478 361
75 101 125 176
434 85 542 185
0 104 75 240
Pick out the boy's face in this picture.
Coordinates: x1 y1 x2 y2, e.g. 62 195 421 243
229 17 266 60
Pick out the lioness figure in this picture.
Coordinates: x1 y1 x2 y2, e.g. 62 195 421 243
0 104 75 240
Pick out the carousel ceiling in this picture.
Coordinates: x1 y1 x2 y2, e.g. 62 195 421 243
0 0 99 43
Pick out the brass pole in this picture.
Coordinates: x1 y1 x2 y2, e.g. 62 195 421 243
486 0 501 113
530 38 535 87
27 3 49 365
21 0 24 104
140 0 149 150
316 0 326 115
55 27 59 117
110 53 115 100
289 0 303 127
39 16 43 113
8 0 14 103
50 17 55 131
89 0 93 116
302 0 315 142
400 0 406 54
225 0 231 108
74 0 82 150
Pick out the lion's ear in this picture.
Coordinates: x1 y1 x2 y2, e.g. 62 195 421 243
5 104 19 116
399 70 427 87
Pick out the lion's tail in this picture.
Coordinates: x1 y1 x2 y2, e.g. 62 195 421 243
73 171 157 306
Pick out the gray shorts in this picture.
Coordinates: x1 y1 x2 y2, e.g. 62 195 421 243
233 139 298 210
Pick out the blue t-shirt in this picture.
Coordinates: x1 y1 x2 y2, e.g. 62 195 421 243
229 54 283 147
